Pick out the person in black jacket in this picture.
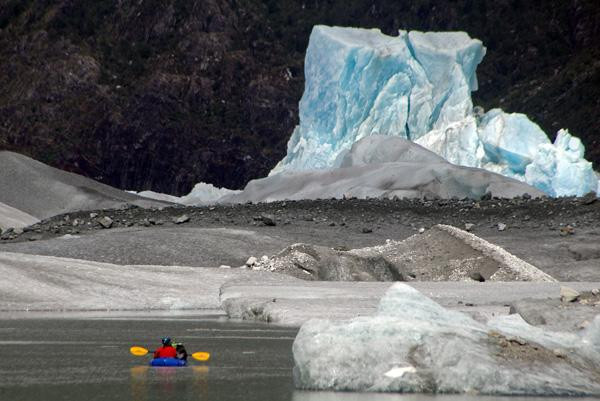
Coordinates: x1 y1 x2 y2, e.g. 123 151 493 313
173 341 188 361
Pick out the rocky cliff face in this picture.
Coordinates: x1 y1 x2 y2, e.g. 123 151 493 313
0 0 598 194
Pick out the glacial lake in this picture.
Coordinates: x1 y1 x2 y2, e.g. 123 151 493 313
0 313 595 401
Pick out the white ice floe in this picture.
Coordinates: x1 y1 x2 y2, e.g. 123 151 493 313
293 283 600 395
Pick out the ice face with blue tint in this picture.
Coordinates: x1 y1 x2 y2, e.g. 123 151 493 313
272 26 486 173
478 109 549 174
526 130 599 196
272 25 598 196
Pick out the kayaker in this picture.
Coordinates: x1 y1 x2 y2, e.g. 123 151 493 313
174 342 188 361
153 337 177 358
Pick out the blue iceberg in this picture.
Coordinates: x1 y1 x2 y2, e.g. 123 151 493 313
478 109 549 174
526 129 599 196
272 25 598 197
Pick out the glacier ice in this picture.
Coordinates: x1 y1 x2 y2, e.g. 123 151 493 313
132 182 241 206
272 25 598 197
525 129 599 197
478 109 549 174
272 26 485 174
293 283 600 395
182 182 241 205
414 116 483 168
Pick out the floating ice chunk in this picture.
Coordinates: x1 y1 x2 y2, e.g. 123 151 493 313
376 281 481 327
293 283 600 395
478 109 550 174
525 130 598 196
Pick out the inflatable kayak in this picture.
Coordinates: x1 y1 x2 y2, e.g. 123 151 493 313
150 358 187 367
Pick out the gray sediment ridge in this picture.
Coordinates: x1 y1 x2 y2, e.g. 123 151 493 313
435 224 556 282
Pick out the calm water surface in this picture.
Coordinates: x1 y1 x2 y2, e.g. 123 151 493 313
0 314 596 401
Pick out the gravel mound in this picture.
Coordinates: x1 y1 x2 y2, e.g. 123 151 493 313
251 225 556 282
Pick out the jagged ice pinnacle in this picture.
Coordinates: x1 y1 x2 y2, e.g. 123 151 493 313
271 25 598 197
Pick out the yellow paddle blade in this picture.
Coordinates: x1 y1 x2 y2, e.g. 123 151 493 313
191 352 210 361
130 346 149 356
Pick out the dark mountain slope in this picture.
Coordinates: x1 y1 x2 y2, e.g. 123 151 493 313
0 0 598 194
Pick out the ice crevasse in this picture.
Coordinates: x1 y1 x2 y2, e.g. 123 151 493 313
271 25 598 197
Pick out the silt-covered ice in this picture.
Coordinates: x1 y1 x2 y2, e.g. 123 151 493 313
222 136 544 203
293 283 600 395
273 25 598 196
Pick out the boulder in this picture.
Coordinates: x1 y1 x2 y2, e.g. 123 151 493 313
259 213 276 226
97 216 113 229
560 286 580 303
245 256 258 267
173 214 190 224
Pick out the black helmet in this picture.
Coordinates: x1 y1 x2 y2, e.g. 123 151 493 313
161 336 172 345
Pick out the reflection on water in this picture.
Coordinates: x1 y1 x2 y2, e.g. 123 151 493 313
192 366 210 400
130 366 149 401
130 365 210 401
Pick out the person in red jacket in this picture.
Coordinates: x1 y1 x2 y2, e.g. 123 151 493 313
153 337 177 358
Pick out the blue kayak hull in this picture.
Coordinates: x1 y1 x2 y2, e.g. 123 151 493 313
150 358 187 367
